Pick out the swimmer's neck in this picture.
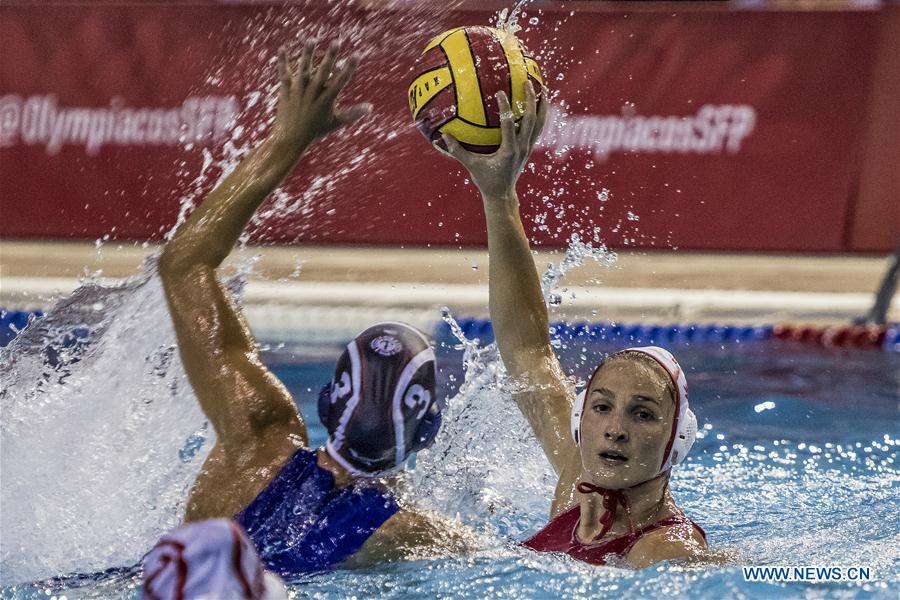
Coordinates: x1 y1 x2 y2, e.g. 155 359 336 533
315 448 355 488
577 474 674 540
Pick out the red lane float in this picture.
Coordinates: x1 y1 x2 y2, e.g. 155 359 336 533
773 324 887 349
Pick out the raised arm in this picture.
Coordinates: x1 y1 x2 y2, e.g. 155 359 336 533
159 41 369 450
439 84 576 475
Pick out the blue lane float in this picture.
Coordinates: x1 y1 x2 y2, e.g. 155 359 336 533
4 309 897 352
882 326 900 352
438 319 899 352
1 309 93 372
437 319 777 350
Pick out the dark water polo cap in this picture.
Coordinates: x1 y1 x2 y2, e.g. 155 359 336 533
318 322 440 476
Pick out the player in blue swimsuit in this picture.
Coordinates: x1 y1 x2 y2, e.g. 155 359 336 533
158 39 473 579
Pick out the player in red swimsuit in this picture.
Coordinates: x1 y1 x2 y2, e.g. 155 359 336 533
436 82 708 568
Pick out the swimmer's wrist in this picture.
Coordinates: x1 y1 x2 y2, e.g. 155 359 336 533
480 189 519 212
267 129 312 160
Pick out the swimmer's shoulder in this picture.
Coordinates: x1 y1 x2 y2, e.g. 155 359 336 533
342 509 479 567
625 517 708 568
185 435 304 522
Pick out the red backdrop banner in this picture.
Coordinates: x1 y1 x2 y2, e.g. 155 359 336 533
0 2 894 251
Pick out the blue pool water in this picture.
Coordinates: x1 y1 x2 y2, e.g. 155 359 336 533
258 335 900 599
2 316 898 599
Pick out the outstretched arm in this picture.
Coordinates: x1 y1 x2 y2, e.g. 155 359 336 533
439 84 576 475
159 41 370 449
343 510 480 566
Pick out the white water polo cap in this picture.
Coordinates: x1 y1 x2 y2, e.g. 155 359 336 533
570 346 697 475
143 519 288 600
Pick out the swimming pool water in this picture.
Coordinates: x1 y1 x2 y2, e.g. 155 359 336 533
265 337 899 599
3 334 898 599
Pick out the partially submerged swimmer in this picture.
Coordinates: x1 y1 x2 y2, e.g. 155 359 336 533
522 347 706 567
143 519 289 600
436 81 707 568
158 39 472 578
234 322 455 574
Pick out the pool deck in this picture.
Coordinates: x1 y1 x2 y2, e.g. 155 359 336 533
1 240 896 333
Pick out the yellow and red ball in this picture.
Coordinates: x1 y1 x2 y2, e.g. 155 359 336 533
409 26 544 154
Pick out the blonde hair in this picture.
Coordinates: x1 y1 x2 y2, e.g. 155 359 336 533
596 349 677 407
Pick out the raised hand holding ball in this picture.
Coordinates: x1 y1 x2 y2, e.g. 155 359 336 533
409 26 544 154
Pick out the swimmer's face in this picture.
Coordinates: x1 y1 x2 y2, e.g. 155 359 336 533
578 356 675 489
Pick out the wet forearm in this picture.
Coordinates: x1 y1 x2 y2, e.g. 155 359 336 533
482 190 552 372
161 135 306 272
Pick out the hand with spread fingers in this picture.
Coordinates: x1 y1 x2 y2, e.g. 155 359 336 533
272 40 372 153
437 81 548 201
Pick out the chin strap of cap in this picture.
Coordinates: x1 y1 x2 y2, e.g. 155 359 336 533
323 439 405 479
576 471 669 540
576 482 632 540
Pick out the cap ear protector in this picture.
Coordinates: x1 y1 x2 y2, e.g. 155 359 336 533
570 346 696 474
409 399 442 452
317 367 354 433
669 407 697 466
317 382 334 428
570 389 586 447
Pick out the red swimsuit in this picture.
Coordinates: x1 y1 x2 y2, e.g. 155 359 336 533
523 505 706 566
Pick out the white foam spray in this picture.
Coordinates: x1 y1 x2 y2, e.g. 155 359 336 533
0 263 212 585
411 308 555 539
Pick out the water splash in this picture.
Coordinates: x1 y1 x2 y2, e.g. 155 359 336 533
0 261 212 585
410 232 617 535
411 308 554 539
495 0 531 33
540 233 617 307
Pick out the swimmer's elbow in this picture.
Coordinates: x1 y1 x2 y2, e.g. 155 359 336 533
157 259 215 315
160 226 230 277
158 244 193 279
350 510 478 565
159 242 216 279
